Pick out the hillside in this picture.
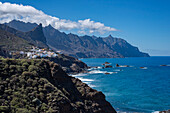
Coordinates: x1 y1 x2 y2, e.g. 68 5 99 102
0 29 32 51
0 58 116 113
0 24 87 73
6 20 150 58
0 23 48 48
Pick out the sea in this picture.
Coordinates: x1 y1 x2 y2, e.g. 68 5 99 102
71 57 170 113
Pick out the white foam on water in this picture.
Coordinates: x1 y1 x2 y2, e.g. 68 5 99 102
97 66 102 69
71 73 88 77
83 81 91 84
152 111 159 113
109 72 118 74
88 68 94 71
88 66 102 71
118 65 128 67
78 77 95 82
88 70 107 74
140 67 147 69
88 84 97 88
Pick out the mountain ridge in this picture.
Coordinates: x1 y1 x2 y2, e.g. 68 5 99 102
5 20 150 58
0 23 48 48
0 24 88 74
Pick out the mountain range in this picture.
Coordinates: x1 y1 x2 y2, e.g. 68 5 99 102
5 20 149 58
0 23 87 74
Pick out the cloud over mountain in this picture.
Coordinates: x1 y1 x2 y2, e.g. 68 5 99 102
0 2 116 34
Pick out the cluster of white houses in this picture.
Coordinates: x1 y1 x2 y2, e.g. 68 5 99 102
10 47 58 59
26 47 58 59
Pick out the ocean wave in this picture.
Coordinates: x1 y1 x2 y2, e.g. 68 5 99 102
83 81 91 84
88 66 102 71
88 70 118 74
71 73 88 77
78 77 95 82
88 70 107 74
88 84 97 88
152 111 159 113
109 72 118 74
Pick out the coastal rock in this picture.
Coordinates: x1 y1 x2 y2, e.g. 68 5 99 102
159 110 170 113
0 58 116 113
105 65 112 68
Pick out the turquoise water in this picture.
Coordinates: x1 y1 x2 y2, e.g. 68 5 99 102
72 57 170 112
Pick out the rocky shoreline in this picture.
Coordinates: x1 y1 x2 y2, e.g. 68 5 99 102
0 58 116 113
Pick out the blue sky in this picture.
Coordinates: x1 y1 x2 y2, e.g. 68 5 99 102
0 0 170 56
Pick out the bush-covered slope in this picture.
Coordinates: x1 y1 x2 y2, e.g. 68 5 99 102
0 58 116 113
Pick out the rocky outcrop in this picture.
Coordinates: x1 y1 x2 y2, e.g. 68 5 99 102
47 54 88 74
0 58 116 113
159 110 170 113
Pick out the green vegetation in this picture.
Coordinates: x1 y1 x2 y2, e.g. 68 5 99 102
0 58 65 112
0 58 115 113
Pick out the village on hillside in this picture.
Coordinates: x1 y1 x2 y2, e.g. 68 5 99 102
10 46 59 59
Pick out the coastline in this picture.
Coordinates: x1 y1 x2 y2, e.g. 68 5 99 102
0 58 116 113
76 57 170 112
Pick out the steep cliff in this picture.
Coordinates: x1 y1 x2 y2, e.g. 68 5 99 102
0 58 116 113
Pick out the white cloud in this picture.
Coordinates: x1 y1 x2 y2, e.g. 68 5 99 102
78 30 86 34
0 2 117 34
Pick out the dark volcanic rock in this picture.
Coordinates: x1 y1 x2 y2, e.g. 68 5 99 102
0 58 116 113
47 54 88 74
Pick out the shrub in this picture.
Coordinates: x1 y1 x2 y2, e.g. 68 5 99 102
22 62 29 68
22 71 38 80
15 108 32 113
40 103 48 111
0 106 10 112
28 65 39 72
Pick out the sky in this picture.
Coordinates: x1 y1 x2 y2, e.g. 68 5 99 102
0 0 170 56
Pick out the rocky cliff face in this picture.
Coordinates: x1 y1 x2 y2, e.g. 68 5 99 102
0 58 116 113
102 35 149 57
5 20 150 58
43 26 149 58
47 54 88 74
